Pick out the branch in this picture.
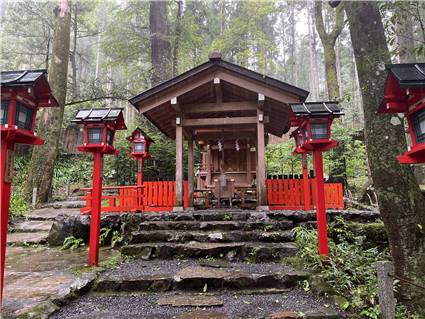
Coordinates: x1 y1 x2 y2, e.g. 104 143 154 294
331 5 345 42
65 96 128 106
314 1 328 43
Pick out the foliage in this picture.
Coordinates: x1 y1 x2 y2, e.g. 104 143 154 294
289 218 423 318
61 236 84 250
10 155 30 217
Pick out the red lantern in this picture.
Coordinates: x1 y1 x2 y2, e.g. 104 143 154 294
1 70 58 305
126 127 154 187
379 63 425 164
72 108 126 266
290 102 343 257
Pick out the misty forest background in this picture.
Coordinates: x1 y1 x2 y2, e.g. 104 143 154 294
1 0 424 211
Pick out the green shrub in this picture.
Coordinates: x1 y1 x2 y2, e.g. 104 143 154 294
61 236 84 250
289 219 423 318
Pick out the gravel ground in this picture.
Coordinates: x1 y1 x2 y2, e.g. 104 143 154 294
51 289 343 319
101 258 298 279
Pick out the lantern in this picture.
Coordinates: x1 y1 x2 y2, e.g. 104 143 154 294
379 63 425 164
289 101 344 257
1 69 58 305
72 108 126 266
126 127 154 187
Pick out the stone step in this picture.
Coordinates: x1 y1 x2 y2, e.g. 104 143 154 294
11 220 53 233
27 207 81 221
6 232 49 246
138 220 294 232
130 230 295 244
40 200 85 209
121 241 298 262
94 265 308 293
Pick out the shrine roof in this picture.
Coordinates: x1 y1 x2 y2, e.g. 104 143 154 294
1 69 58 107
386 63 425 88
72 108 127 130
289 102 343 117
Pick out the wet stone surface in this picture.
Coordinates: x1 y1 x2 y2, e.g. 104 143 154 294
51 289 343 319
2 246 118 318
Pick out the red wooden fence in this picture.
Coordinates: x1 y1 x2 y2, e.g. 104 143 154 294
266 178 344 210
81 182 188 214
81 179 343 213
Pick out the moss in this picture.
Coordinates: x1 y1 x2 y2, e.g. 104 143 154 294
348 221 387 245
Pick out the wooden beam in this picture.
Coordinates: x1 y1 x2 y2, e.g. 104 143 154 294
258 93 265 110
195 131 256 141
215 70 301 104
180 116 269 127
182 101 257 114
256 108 267 208
214 77 222 103
171 97 181 113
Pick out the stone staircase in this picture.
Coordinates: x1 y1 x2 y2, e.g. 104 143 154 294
7 199 83 246
121 210 300 263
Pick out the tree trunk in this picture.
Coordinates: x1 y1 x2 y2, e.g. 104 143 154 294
172 0 182 77
70 3 78 99
25 0 71 203
150 0 171 85
307 2 318 100
314 1 344 100
345 1 425 310
397 9 416 63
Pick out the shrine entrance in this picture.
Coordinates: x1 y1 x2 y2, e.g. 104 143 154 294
129 53 309 210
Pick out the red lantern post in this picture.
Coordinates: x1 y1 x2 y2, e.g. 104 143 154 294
0 70 58 305
378 63 425 164
72 108 126 266
289 102 344 256
126 127 154 188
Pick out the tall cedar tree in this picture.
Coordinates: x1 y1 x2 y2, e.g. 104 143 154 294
149 0 172 85
344 1 425 310
315 1 344 100
25 0 71 203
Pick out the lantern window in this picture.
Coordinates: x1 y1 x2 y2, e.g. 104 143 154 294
412 108 425 144
303 128 308 141
107 130 114 146
15 103 34 130
134 142 145 152
311 123 328 139
88 128 104 144
0 101 9 125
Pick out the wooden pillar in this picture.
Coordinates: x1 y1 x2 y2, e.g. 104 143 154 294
256 94 268 209
206 145 211 186
246 144 251 183
187 136 194 209
174 114 184 211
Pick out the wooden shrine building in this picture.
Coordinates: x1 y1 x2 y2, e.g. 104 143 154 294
129 53 309 211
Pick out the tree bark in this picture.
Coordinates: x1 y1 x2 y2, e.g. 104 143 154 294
25 0 71 203
150 0 172 85
345 1 425 310
172 0 182 77
315 1 344 100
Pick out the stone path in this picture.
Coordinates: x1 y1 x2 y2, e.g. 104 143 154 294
8 202 81 247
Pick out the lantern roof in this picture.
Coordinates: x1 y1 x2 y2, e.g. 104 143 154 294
385 63 425 88
289 101 343 117
72 108 127 130
1 69 58 107
126 127 154 143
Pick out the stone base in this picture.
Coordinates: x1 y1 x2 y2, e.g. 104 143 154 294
257 205 270 211
172 206 185 212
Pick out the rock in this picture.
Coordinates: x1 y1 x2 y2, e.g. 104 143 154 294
157 295 223 307
47 214 90 246
179 310 228 319
13 220 53 233
7 232 48 246
174 266 228 290
266 311 299 319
